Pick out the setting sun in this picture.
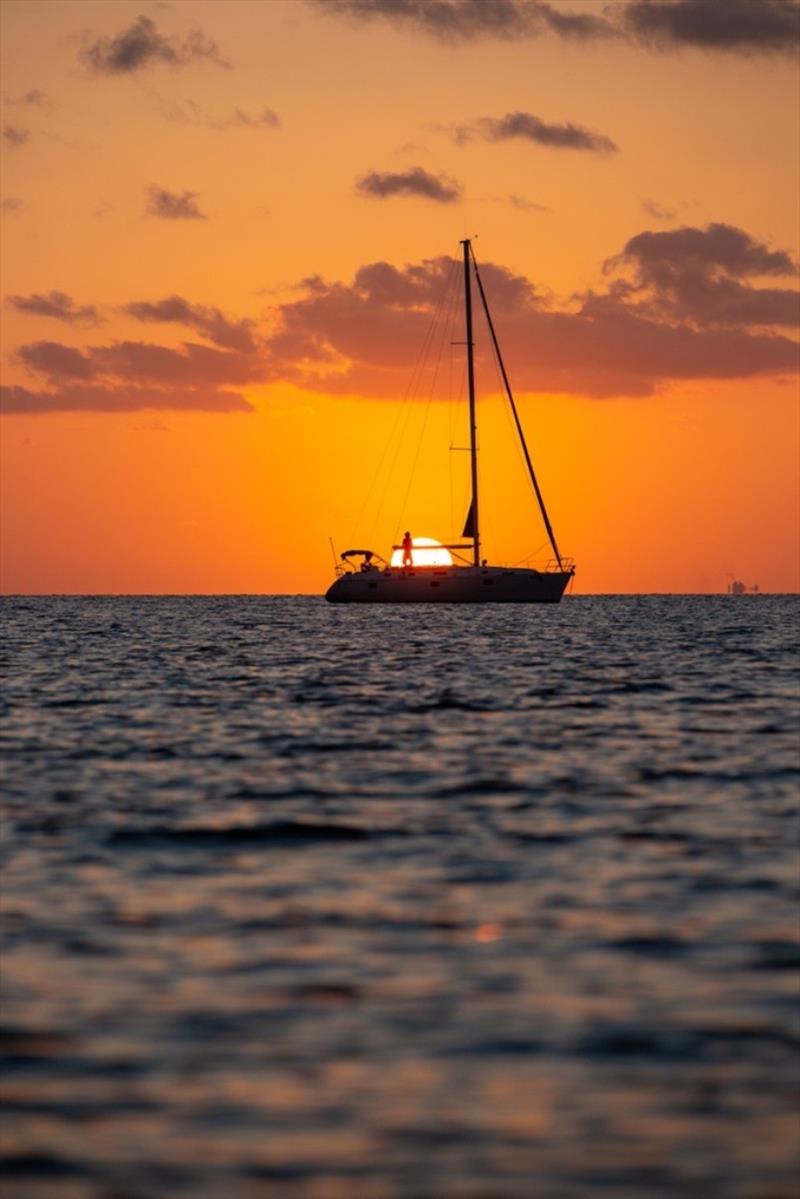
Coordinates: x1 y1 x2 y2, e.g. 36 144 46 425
389 537 454 568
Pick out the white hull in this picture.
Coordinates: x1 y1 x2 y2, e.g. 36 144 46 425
326 565 572 604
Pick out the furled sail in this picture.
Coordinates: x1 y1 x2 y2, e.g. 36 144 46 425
462 500 475 539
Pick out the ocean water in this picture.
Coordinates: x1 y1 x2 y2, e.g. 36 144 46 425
1 594 798 1199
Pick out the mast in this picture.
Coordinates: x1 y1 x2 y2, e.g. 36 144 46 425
469 244 565 571
461 238 481 568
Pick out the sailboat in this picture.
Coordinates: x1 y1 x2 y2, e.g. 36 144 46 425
325 239 575 604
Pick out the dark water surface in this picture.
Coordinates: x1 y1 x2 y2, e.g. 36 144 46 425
1 595 798 1198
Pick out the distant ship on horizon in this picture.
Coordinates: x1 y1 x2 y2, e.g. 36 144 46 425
325 239 575 605
727 578 760 595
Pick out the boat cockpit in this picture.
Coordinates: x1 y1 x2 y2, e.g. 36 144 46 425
337 549 386 575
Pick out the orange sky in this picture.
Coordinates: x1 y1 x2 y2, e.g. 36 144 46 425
1 0 798 594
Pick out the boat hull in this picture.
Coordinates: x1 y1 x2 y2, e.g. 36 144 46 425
325 565 572 604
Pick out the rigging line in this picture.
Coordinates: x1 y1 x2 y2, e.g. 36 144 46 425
447 271 459 539
396 286 456 535
353 376 416 545
491 316 538 549
365 255 458 545
392 252 461 541
469 243 565 570
446 257 468 538
394 377 435 538
394 274 457 539
359 301 440 541
361 256 458 542
385 257 458 537
448 350 453 538
511 540 548 567
450 356 469 537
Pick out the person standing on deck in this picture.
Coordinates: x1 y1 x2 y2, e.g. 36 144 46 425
402 531 413 568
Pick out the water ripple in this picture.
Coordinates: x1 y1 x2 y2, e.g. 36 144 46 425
1 594 798 1198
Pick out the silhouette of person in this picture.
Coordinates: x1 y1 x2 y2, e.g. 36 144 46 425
402 531 413 568
360 552 373 573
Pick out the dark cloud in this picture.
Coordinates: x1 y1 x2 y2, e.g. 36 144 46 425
93 342 254 385
604 223 800 328
313 0 800 55
123 296 256 351
265 258 536 378
621 0 800 56
609 223 796 279
454 111 618 154
507 194 551 212
9 333 263 413
80 14 229 75
9 290 102 326
642 198 678 221
162 100 281 130
7 286 265 413
18 341 95 380
311 0 614 43
145 186 207 220
259 233 798 398
6 227 796 415
4 88 47 105
18 340 257 388
1 383 252 414
227 106 281 130
356 167 462 203
3 126 30 146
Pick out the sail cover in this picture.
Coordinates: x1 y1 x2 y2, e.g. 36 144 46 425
462 501 475 539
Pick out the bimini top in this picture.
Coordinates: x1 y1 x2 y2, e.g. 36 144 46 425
340 549 375 560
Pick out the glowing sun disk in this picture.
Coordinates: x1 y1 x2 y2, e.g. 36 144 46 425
390 537 453 567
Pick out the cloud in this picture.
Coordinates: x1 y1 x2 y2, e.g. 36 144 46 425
132 420 171 432
642 198 678 221
4 88 48 106
453 111 618 154
1 197 23 212
18 339 261 388
6 226 796 415
8 333 263 413
18 341 95 380
258 232 798 398
310 0 614 42
609 223 796 279
312 0 800 55
9 290 102 326
604 223 800 327
3 126 30 146
80 14 229 75
1 383 252 414
145 186 207 220
226 106 281 130
6 291 265 414
356 166 462 202
123 296 256 351
621 0 800 56
507 194 551 212
162 100 281 130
